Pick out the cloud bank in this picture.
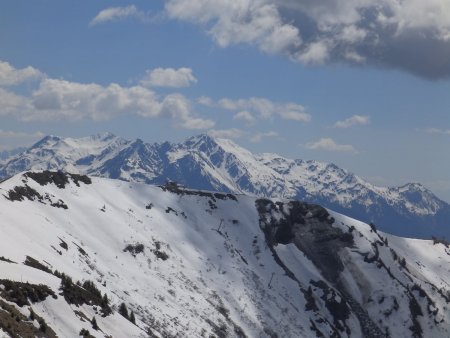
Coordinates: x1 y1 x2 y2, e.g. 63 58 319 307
0 62 213 130
200 96 311 122
165 0 450 79
0 61 43 86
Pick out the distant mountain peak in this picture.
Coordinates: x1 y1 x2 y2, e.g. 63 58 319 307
1 132 449 239
30 135 61 149
396 182 428 192
90 131 117 141
183 133 219 149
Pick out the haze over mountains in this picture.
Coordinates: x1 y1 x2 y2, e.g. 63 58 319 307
0 132 448 239
1 171 450 337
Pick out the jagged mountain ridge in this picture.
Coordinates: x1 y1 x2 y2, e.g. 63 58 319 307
1 171 450 337
0 133 448 239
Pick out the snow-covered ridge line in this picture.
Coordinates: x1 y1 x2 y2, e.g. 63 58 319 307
0 133 448 239
1 171 450 337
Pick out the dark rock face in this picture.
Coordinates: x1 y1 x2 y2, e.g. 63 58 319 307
256 199 387 338
159 181 237 202
256 199 352 282
5 184 69 209
25 171 91 188
6 185 42 202
2 171 89 209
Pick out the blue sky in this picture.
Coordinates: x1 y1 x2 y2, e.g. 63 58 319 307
1 0 450 200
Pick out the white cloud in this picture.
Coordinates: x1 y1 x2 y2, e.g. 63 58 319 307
305 138 357 153
0 88 31 116
277 103 311 122
334 115 370 128
218 97 311 121
218 97 274 118
30 79 213 129
141 67 197 88
425 127 450 135
165 0 450 78
344 51 366 63
296 41 330 64
0 61 214 130
0 61 43 86
250 131 278 143
165 0 301 55
159 93 214 129
233 111 256 124
207 128 245 139
90 5 148 26
197 96 214 106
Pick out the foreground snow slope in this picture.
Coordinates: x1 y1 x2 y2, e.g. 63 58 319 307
0 171 450 337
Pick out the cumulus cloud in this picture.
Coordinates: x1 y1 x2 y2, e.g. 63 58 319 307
334 115 370 128
165 0 450 79
0 61 214 130
90 5 149 26
166 0 302 55
233 110 256 124
141 67 198 88
30 79 212 128
277 103 311 122
197 96 214 106
0 89 31 116
217 97 311 121
0 61 43 86
207 128 245 139
250 131 278 143
305 137 357 153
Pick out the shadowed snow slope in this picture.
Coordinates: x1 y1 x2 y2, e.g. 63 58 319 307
0 171 450 337
0 133 449 239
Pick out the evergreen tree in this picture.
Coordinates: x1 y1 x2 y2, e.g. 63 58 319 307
130 311 136 324
101 293 109 307
80 328 90 336
92 316 99 330
119 302 129 319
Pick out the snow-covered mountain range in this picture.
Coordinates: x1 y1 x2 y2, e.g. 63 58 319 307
0 133 448 239
1 170 450 337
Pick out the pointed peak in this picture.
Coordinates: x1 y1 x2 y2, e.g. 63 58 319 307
90 132 116 141
183 133 219 149
30 135 62 149
186 133 216 143
131 138 144 146
182 133 251 156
